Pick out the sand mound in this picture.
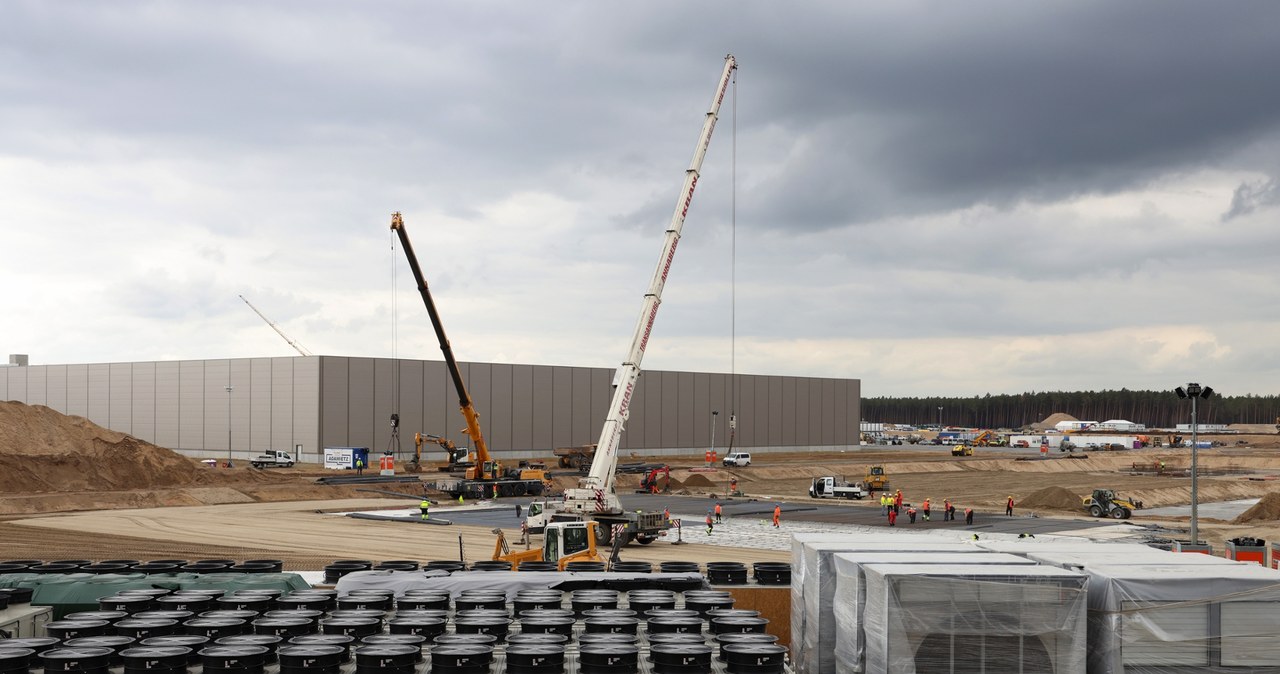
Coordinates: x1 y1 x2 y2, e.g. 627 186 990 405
681 473 716 488
0 401 279 493
1233 492 1280 524
1030 412 1078 431
1019 486 1082 510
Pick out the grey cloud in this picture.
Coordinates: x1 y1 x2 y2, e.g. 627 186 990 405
1225 178 1280 220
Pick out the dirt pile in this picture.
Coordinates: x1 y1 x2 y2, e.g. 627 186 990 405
1030 412 1078 431
0 401 283 493
1018 486 1082 511
1233 492 1280 524
681 473 716 488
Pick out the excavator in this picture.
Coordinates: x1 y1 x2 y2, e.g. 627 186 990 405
638 466 671 494
971 430 1006 447
391 214 545 498
408 432 470 473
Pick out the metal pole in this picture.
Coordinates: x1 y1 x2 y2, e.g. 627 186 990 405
225 385 233 465
710 411 718 458
937 406 942 429
1190 395 1199 544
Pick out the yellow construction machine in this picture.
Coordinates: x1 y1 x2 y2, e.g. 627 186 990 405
1082 489 1143 520
864 465 890 491
951 444 973 457
492 520 604 570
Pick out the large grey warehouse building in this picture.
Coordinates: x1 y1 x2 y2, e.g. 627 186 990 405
0 355 861 464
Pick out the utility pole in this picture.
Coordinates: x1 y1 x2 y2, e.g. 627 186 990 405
225 385 233 466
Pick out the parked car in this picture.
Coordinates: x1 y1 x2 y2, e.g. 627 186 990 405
722 452 752 467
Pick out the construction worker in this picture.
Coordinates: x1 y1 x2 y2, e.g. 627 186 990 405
419 499 430 521
729 478 738 495
943 498 952 521
907 505 917 524
355 458 364 476
964 507 974 525
663 506 671 525
705 510 714 535
1006 495 1015 517
887 507 897 526
880 493 889 514
948 502 957 522
714 502 723 523
772 504 782 528
922 498 931 522
894 490 903 515
493 484 500 499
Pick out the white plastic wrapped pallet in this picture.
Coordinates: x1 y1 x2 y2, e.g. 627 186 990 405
1076 562 1280 674
861 563 1089 674
790 533 977 674
974 538 1163 556
830 551 1038 674
1024 548 1241 570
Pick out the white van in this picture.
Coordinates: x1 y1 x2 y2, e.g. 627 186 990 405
722 452 752 467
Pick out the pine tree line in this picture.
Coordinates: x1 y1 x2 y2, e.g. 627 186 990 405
862 390 1280 430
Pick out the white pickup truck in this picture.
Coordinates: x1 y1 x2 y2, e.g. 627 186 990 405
809 476 867 500
251 450 295 469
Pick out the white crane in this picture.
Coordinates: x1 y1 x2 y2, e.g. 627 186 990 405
238 294 313 357
563 53 737 516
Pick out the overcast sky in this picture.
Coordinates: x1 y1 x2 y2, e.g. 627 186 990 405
3 1 1279 397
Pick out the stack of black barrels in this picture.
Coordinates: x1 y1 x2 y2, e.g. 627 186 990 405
0 557 789 673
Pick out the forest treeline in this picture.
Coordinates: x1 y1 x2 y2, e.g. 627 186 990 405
863 390 1280 429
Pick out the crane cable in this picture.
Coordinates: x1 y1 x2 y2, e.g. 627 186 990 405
389 225 401 457
728 66 738 452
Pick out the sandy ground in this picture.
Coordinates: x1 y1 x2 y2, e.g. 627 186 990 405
4 445 1280 565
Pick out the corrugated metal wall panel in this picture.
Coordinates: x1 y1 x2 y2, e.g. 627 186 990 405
250 359 273 452
109 363 132 434
0 367 8 399
709 373 727 449
347 358 375 448
320 357 348 448
6 367 26 402
203 361 231 454
178 361 205 452
292 357 320 457
807 378 822 448
511 364 534 451
590 367 611 445
228 359 251 453
624 373 645 450
768 376 784 447
468 362 493 450
677 372 696 447
25 365 46 406
66 364 88 417
423 360 451 446
781 377 796 444
545 366 567 449
643 372 663 449
155 362 180 448
488 364 513 452
372 358 397 455
833 379 849 445
46 364 68 412
87 363 110 428
736 376 755 447
531 365 553 450
821 378 836 445
397 359 425 453
691 372 709 448
660 371 679 448
570 368 591 446
131 362 156 444
755 375 771 448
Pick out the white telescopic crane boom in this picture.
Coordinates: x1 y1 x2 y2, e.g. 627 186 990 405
566 54 736 513
239 294 313 357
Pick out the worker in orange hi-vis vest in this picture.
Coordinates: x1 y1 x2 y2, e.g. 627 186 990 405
714 502 723 523
922 498 932 521
1006 495 1015 516
772 504 782 528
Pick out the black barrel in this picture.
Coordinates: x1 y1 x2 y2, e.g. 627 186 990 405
396 594 449 612
128 562 180 575
347 588 395 599
570 590 619 616
453 614 511 643
119 645 191 674
579 643 639 674
649 633 707 646
707 609 760 621
517 615 575 638
507 633 569 647
198 644 268 674
155 595 212 612
30 563 82 575
585 616 640 634
649 643 714 674
252 616 316 638
361 634 426 660
682 591 734 618
277 594 334 612
46 620 110 640
354 643 419 674
81 562 132 575
434 634 498 647
658 561 700 573
62 636 135 666
286 634 354 663
0 560 41 568
751 562 790 586
113 618 179 640
99 595 153 614
423 560 466 572
374 560 420 571
612 561 653 573
723 643 787 674
506 643 565 674
645 609 700 621
516 561 558 572
565 561 606 573
215 635 282 664
215 595 273 614
709 617 767 635
322 563 368 584
319 617 382 640
469 560 513 572
626 591 676 614
242 559 285 572
647 615 704 635
0 647 34 674
715 633 779 660
135 610 194 623
264 608 323 622
513 591 563 614
199 609 260 623
704 562 748 585
65 610 127 622
387 616 448 641
429 643 493 674
182 618 248 640
140 635 209 664
40 646 114 674
455 594 505 613
578 633 640 647
0 637 59 658
180 562 231 573
337 595 394 612
277 644 344 674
